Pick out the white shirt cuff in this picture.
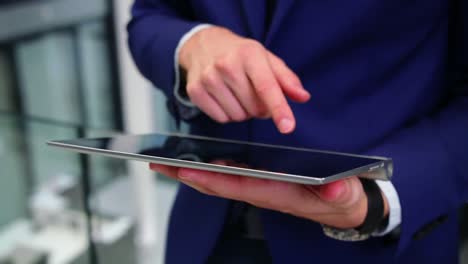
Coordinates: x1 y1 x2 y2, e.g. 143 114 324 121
372 180 402 236
173 24 213 107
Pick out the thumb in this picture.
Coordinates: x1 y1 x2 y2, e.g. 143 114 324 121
318 180 348 203
317 177 364 208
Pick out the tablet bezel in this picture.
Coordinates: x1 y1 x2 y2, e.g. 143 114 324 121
47 132 393 185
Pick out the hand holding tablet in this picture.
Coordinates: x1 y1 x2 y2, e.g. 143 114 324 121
48 132 392 228
148 159 389 230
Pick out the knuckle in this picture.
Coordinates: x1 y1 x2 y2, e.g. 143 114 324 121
200 69 218 87
215 58 238 81
238 40 263 57
255 82 274 96
186 83 203 99
214 56 233 73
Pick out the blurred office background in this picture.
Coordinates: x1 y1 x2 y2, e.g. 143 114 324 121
0 0 466 263
0 0 178 263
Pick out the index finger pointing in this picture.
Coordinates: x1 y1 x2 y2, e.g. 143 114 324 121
244 50 296 134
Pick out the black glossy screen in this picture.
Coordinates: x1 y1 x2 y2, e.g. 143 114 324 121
52 133 385 179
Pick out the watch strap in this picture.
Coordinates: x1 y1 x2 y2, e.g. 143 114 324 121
322 179 386 241
356 179 385 234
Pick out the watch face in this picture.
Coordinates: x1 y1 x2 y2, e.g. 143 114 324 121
322 225 371 241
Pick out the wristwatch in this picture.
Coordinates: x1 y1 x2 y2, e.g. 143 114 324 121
322 179 387 241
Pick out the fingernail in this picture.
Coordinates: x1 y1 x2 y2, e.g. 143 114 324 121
279 118 294 134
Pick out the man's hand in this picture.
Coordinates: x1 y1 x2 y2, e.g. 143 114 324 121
179 26 310 134
150 162 389 229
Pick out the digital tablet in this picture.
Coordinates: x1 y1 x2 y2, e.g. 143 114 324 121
47 132 393 185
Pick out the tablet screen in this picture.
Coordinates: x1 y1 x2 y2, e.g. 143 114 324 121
49 133 391 182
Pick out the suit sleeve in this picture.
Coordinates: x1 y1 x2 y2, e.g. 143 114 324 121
370 1 468 255
127 0 203 98
365 80 468 254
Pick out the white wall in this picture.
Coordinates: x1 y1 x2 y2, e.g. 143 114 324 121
112 1 161 263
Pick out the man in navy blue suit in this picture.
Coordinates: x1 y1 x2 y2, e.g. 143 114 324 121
128 0 468 263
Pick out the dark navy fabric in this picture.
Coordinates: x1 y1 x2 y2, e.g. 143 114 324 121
128 1 468 263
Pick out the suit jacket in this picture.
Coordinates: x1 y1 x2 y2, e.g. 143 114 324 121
128 0 468 263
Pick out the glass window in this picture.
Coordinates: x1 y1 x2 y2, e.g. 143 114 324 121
0 50 15 112
15 32 83 125
0 115 28 228
0 1 122 262
78 22 117 130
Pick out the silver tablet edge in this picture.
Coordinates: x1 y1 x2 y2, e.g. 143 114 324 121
47 140 392 185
